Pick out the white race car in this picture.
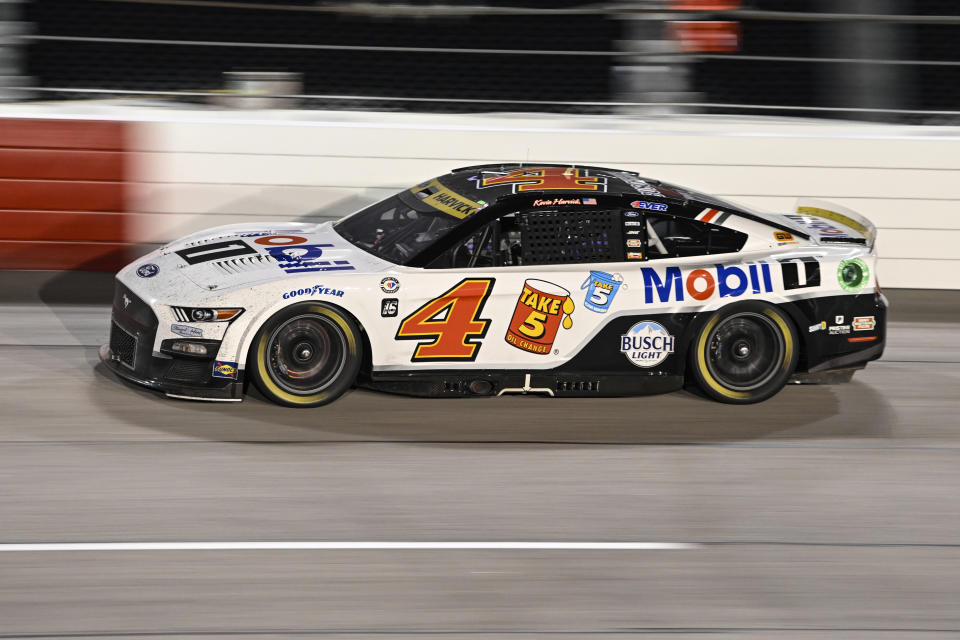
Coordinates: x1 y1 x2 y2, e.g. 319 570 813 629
101 164 885 406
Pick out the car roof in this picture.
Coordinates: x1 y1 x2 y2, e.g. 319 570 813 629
411 163 807 239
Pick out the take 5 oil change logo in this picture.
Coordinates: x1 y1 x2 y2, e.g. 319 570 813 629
620 321 675 368
505 280 575 354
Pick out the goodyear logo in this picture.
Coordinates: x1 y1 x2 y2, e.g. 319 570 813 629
414 180 485 219
212 360 238 379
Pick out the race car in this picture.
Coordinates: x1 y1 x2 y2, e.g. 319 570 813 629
101 163 886 406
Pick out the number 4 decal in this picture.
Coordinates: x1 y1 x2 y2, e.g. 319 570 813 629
395 278 495 362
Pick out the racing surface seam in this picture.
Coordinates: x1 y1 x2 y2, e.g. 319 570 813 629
1 627 959 637
1 440 960 450
0 540 956 549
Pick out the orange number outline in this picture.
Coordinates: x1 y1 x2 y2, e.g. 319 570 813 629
479 167 605 192
395 278 495 362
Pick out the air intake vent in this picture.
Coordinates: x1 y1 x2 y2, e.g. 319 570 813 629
110 321 137 369
211 253 278 274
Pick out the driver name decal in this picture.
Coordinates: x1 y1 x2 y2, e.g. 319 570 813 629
412 180 485 219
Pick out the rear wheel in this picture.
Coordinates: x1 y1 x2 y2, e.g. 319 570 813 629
688 302 798 404
249 303 362 407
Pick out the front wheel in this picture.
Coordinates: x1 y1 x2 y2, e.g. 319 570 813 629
688 302 798 404
249 303 362 407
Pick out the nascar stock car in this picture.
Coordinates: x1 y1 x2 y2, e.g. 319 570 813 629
101 163 886 406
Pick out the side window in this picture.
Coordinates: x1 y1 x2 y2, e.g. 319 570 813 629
426 216 520 269
645 214 746 260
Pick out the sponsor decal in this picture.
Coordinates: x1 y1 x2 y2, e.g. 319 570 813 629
212 360 238 379
626 239 642 248
837 258 870 293
796 206 871 238
829 325 851 335
581 271 624 314
381 277 400 293
238 230 308 238
785 213 851 238
779 257 821 290
176 240 257 265
625 211 640 218
853 316 876 331
626 229 642 235
848 336 878 343
171 324 202 338
477 167 607 193
254 235 308 246
774 231 794 242
809 321 827 333
282 284 345 300
630 200 668 212
620 321 675 368
627 252 643 260
640 263 773 304
617 173 663 197
532 197 588 207
136 263 159 278
625 221 642 227
835 315 844 325
381 298 398 318
122 294 132 308
582 197 597 205
505 279 575 355
266 244 355 274
396 279 494 362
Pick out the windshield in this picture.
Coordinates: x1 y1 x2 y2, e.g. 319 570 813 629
334 193 463 265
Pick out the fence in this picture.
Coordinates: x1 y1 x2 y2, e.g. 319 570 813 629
3 1 960 120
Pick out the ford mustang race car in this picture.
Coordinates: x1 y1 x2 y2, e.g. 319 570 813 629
101 163 886 406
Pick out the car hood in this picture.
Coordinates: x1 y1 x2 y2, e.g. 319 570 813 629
156 221 394 291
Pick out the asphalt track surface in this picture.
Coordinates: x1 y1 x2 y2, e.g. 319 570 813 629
1 276 959 640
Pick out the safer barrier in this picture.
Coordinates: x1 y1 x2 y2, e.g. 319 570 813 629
1 106 958 288
0 118 134 270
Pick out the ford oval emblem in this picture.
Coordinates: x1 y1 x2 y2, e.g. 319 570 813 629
137 263 159 278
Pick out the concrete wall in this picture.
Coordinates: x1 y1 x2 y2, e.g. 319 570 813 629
2 106 958 288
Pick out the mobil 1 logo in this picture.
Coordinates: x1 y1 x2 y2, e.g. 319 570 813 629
779 257 820 290
381 299 399 318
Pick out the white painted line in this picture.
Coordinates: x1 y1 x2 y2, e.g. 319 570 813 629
0 541 698 552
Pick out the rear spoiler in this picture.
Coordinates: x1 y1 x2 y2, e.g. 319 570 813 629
790 198 877 251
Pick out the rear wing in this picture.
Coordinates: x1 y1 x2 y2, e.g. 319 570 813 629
788 199 877 251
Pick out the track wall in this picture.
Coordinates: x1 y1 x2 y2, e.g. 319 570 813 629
1 107 957 288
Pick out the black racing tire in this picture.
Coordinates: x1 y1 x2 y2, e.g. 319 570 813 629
249 303 362 408
688 302 798 404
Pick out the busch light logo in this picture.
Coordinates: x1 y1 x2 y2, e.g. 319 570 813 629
620 321 675 368
266 244 356 274
581 271 624 314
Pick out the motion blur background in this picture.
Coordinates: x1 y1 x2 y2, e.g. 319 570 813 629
2 2 960 639
0 0 958 287
7 0 960 119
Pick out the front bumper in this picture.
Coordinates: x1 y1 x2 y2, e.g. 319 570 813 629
101 280 244 402
99 344 243 401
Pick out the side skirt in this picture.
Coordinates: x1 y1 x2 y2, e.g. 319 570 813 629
361 369 683 398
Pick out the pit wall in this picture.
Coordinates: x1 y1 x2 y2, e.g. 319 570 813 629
1 106 958 288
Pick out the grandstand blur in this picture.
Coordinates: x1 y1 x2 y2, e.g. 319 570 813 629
3 0 960 121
